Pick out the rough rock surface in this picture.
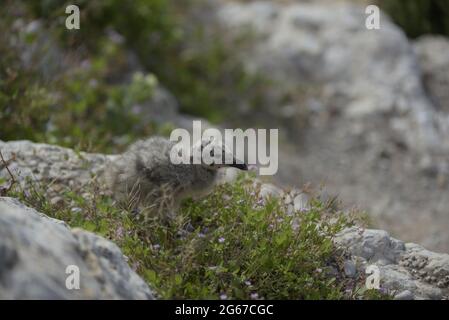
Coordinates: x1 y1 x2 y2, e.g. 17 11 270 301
413 35 449 113
335 227 449 300
1 139 449 299
215 1 449 252
0 197 154 299
0 140 111 199
217 1 448 150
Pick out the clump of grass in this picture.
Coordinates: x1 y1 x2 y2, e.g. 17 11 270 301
153 179 352 299
3 171 382 300
379 0 449 38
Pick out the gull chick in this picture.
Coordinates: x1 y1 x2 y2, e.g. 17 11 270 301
107 136 247 218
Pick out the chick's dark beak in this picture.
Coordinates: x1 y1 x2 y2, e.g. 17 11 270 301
230 159 248 171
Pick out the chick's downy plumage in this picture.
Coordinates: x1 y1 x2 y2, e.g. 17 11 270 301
107 136 246 217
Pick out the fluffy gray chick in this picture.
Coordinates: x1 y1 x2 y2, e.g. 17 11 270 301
107 136 247 218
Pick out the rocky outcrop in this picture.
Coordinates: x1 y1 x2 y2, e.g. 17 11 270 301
0 140 108 181
1 139 449 299
0 140 111 202
240 182 449 299
265 182 449 299
216 1 448 151
413 35 449 112
335 228 449 300
214 1 449 252
0 197 154 299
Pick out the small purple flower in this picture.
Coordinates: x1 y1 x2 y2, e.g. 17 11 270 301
250 293 259 300
245 280 252 286
218 237 225 244
220 293 228 300
131 261 140 271
379 287 388 295
248 164 258 172
131 104 142 115
88 78 98 88
115 226 124 238
23 189 31 198
152 244 161 250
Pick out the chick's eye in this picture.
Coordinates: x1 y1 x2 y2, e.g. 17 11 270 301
210 150 214 157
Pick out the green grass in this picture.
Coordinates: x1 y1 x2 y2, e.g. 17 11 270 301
3 173 385 300
0 0 397 299
0 1 162 153
380 0 449 38
0 0 268 153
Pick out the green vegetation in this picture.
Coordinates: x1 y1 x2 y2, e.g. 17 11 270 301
27 0 262 120
380 0 449 38
0 0 266 153
0 0 398 300
4 173 380 299
0 1 161 152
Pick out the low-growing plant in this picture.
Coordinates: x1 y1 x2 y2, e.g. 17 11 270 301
0 2 163 153
3 171 376 300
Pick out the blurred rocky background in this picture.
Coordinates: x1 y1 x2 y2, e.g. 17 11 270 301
1 0 449 256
